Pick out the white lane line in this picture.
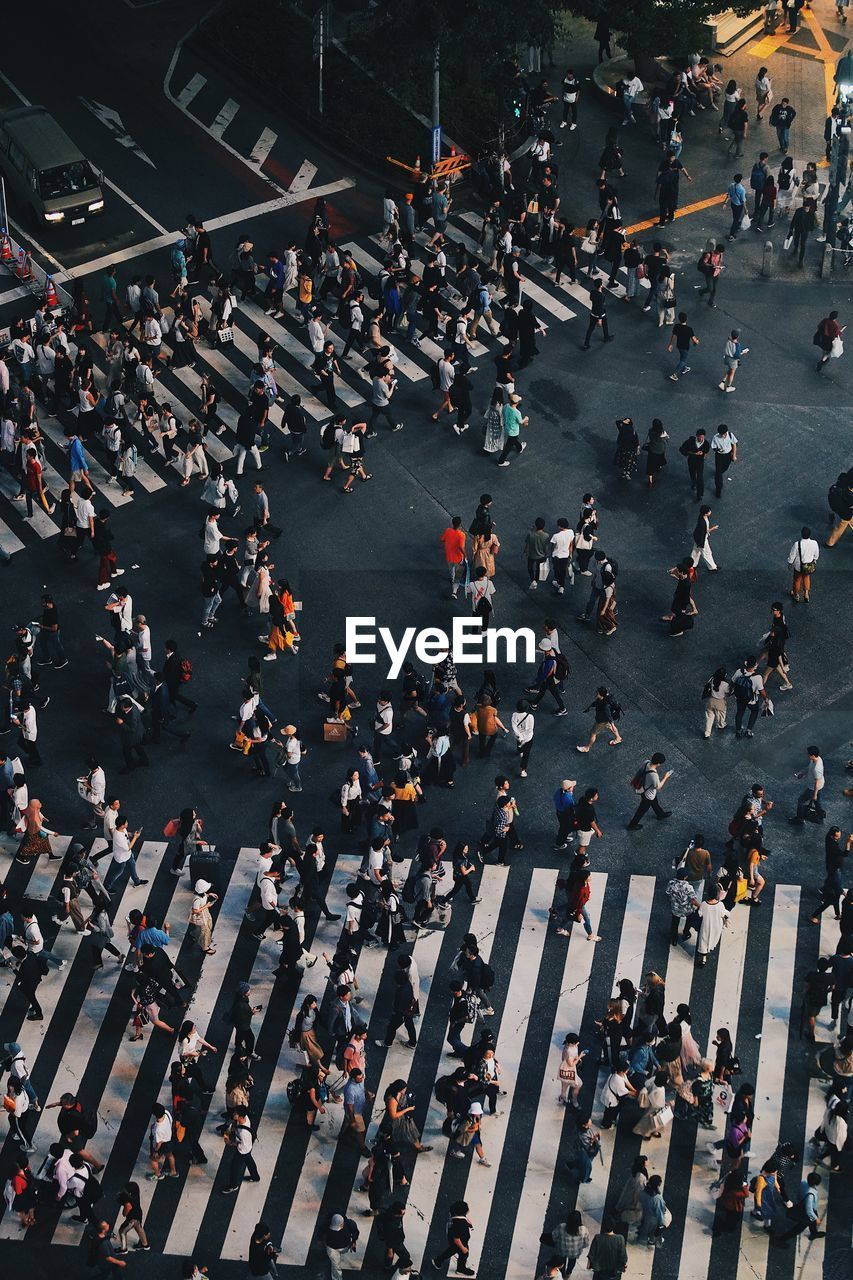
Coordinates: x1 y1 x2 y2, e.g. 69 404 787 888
734 886 801 1280
576 875 657 1240
678 903 752 1276
504 873 607 1280
176 73 207 108
210 98 240 141
0 514 26 555
462 870 559 1275
176 856 364 1258
402 866 509 1273
289 161 319 194
102 177 169 235
249 129 278 169
203 181 356 229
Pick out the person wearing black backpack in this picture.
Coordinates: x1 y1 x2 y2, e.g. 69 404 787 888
730 658 767 738
527 641 568 715
627 754 673 830
576 687 623 752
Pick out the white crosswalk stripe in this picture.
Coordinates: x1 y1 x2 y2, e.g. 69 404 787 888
0 844 839 1280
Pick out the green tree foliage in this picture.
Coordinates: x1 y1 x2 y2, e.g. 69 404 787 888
569 0 764 59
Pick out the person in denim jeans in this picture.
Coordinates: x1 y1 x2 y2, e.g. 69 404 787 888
724 174 747 238
1 1043 39 1108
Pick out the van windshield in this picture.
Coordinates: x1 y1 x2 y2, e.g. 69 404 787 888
38 160 99 200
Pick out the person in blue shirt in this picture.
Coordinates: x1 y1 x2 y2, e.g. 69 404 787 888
724 173 747 239
554 779 577 849
776 1172 824 1246
65 432 95 498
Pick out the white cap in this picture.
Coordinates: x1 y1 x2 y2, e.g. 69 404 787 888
561 779 577 790
330 1214 345 1231
468 1101 483 1114
194 879 212 894
539 638 553 651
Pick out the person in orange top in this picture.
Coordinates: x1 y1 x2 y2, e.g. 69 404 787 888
440 516 467 600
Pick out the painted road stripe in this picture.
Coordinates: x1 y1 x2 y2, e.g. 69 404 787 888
463 870 559 1276
678 902 752 1275
504 873 606 1280
402 865 509 1273
0 465 58 538
176 74 207 109
181 860 361 1259
210 98 240 141
735 885 801 1280
0 514 25 556
288 160 318 194
249 129 278 168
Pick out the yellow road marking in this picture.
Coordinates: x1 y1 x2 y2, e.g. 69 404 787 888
623 193 727 236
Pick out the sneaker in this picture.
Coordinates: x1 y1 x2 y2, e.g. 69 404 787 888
393 423 404 432
374 1039 391 1049
133 1244 151 1252
97 582 110 591
555 708 568 717
669 374 679 382
112 569 125 578
556 928 571 936
570 123 577 130
480 1006 495 1016
725 386 736 393
497 461 510 467
519 441 527 453
51 915 65 925
560 121 567 128
53 660 69 670
263 653 277 662
587 933 602 942
718 382 727 390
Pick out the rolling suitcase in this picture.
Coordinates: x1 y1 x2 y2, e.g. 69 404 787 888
189 848 222 895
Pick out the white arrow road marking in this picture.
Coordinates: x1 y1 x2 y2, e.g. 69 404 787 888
78 97 156 168
288 160 318 194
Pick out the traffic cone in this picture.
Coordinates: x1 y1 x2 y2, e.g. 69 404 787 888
0 229 11 263
15 247 25 278
20 251 32 281
43 275 58 308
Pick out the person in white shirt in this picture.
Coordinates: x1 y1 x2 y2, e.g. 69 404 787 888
22 911 65 970
307 312 329 356
149 1104 177 1179
511 700 535 777
134 616 153 677
788 525 819 603
253 870 282 940
621 74 644 124
105 590 133 636
15 701 40 766
280 724 302 792
103 817 146 892
102 797 120 844
710 425 738 496
4 1076 34 1150
791 746 826 824
550 519 575 593
432 353 456 421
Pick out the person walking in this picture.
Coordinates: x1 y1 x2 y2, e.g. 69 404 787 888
770 96 796 153
691 505 720 571
221 1105 261 1193
774 1172 825 1248
697 243 725 307
553 779 577 850
815 310 845 372
431 1201 474 1275
788 745 826 825
710 425 738 496
582 281 613 349
719 330 749 392
731 658 767 738
586 1220 628 1279
788 526 819 602
703 668 730 738
680 427 710 498
576 687 622 752
667 312 699 381
497 394 528 466
723 172 747 236
627 754 673 829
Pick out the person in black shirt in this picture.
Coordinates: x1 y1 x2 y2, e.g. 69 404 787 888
668 312 699 381
35 592 67 667
432 1201 474 1275
582 282 612 349
248 1221 279 1278
656 154 692 225
680 427 711 497
664 561 697 636
163 640 197 713
553 221 578 285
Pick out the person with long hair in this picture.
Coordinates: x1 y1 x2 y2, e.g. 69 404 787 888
703 667 730 738
15 799 58 864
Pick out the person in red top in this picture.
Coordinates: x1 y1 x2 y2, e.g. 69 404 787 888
440 516 467 600
816 310 845 372
24 447 55 517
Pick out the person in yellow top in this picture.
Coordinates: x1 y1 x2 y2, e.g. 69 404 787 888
745 846 767 906
391 771 420 834
297 268 313 323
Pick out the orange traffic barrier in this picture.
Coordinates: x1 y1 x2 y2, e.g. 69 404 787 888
0 230 12 263
43 275 58 308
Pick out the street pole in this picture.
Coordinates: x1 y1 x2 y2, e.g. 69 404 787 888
432 38 440 135
319 4 325 118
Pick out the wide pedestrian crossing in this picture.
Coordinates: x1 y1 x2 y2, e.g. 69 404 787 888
0 203 641 561
0 835 843 1279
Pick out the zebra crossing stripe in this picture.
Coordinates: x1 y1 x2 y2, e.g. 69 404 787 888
461 870 558 1276
210 99 240 141
0 515 25 556
175 74 207 109
399 864 509 1272
0 463 57 539
48 843 175 1246
234 295 343 416
734 885 801 1280
576 875 657 1240
177 854 368 1259
678 900 752 1271
505 872 607 1280
249 129 278 170
194 295 331 422
271 858 412 1267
